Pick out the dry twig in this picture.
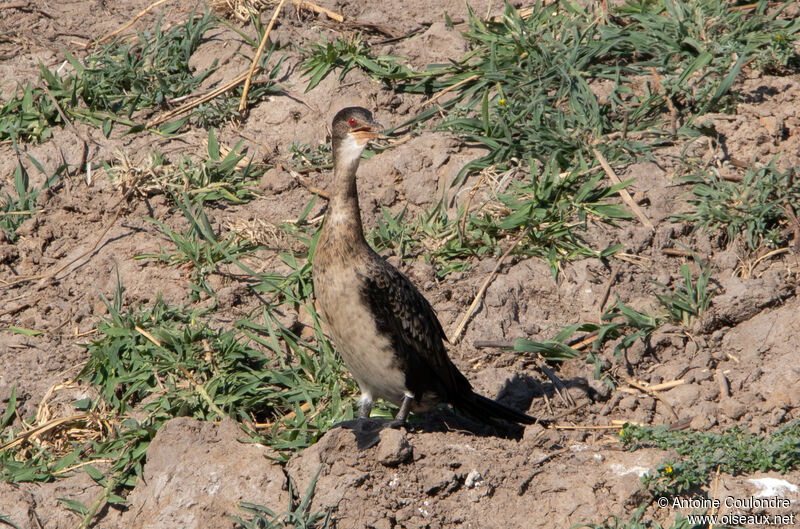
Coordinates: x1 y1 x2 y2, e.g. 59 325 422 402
239 0 288 112
593 148 654 231
293 0 342 21
662 248 693 257
597 268 618 319
146 71 250 128
90 0 172 48
624 377 680 420
0 414 91 453
422 74 480 108
286 166 331 199
450 232 525 343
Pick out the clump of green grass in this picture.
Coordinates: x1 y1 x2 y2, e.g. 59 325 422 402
672 160 800 250
620 420 800 496
108 130 262 203
0 154 63 242
138 195 258 300
386 0 800 180
470 162 631 276
231 469 331 529
190 47 286 129
652 254 714 327
68 13 217 119
288 142 333 173
0 13 220 142
0 11 285 142
514 298 661 382
756 30 800 73
0 80 63 143
369 202 473 277
369 162 631 278
300 33 410 92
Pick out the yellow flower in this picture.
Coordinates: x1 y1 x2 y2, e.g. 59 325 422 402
665 466 673 474
499 98 506 105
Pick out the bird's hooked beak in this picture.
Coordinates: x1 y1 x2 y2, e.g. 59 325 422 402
349 119 384 146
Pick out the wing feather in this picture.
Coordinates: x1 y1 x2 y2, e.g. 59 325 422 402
358 256 470 401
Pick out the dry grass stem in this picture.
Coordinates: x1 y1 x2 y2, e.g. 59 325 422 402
552 424 625 430
0 414 91 453
146 70 251 128
593 148 654 230
662 248 693 257
286 166 331 199
535 354 576 407
226 217 309 253
597 268 617 319
212 0 274 20
293 0 343 21
422 74 480 108
450 231 526 344
239 0 288 112
624 377 680 420
91 0 172 48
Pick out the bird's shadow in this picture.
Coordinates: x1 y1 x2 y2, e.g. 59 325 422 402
333 376 549 450
333 407 537 451
496 372 551 413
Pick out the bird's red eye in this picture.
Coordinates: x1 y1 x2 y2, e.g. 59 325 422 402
348 118 356 127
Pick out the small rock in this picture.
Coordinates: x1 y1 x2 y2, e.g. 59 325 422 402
523 421 546 441
711 329 726 342
714 248 739 271
15 216 38 238
374 185 396 206
465 469 482 489
369 518 393 529
625 339 647 366
665 383 702 408
93 300 108 316
377 428 412 467
468 482 493 502
422 469 458 496
215 285 242 308
720 399 747 420
259 167 295 193
759 115 780 136
589 378 611 400
690 402 718 430
618 395 638 411
405 259 436 289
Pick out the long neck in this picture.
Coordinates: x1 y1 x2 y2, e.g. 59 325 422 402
330 156 363 230
323 138 366 244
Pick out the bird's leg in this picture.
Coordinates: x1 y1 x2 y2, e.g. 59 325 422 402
389 394 414 428
358 393 374 420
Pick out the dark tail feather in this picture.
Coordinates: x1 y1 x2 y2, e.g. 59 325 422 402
454 391 541 426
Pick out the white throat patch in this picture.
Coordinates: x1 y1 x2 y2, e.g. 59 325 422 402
336 133 367 168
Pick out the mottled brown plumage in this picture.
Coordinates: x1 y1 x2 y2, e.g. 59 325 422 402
313 106 537 426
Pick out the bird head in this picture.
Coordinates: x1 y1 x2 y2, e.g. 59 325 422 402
331 107 383 168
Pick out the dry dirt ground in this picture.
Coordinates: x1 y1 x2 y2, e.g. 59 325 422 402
1 1 799 528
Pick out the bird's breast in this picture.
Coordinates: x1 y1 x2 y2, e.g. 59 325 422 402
313 260 409 405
